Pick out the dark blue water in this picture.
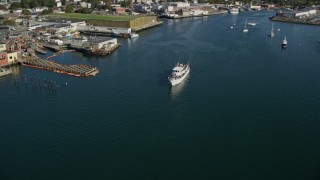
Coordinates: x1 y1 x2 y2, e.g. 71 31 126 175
1 11 320 180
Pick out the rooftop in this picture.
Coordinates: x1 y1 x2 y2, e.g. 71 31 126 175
47 13 144 21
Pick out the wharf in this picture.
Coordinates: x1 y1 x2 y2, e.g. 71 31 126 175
133 21 163 32
39 43 67 52
21 57 99 77
159 10 228 19
80 31 114 37
68 43 120 55
270 16 320 26
0 61 19 68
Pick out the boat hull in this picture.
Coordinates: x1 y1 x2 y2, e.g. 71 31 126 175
169 67 190 86
282 44 287 48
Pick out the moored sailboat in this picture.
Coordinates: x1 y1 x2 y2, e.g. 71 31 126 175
243 18 248 32
282 36 287 48
269 22 274 37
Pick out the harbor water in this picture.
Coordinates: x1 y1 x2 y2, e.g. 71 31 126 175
1 11 320 179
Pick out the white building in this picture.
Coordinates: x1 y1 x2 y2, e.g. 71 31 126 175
80 2 88 8
191 9 208 16
168 2 190 9
96 38 117 49
56 1 62 7
250 5 261 10
295 9 317 18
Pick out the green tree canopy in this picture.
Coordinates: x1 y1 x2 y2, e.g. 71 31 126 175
66 4 74 13
22 9 31 16
1 20 16 26
81 8 93 14
10 2 21 10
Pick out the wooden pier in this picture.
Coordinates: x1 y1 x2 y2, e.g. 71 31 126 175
21 57 99 77
46 50 75 60
88 44 121 56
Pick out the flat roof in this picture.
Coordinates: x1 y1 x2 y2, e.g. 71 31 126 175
47 13 143 22
87 36 115 43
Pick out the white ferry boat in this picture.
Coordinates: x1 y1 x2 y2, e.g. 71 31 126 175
168 63 190 86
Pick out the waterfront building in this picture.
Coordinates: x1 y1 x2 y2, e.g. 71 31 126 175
0 41 18 67
294 9 317 18
6 51 17 64
56 1 62 7
178 9 190 16
133 4 151 13
3 38 21 52
48 24 77 33
168 2 190 9
114 7 126 14
0 43 8 67
94 37 118 49
250 5 261 10
0 51 8 67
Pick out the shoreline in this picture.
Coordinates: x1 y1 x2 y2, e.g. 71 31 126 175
270 16 320 26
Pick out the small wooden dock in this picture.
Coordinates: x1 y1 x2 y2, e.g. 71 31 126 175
22 57 99 77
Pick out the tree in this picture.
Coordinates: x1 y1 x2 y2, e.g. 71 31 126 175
21 0 29 8
48 8 53 13
120 0 131 7
41 9 49 14
29 0 39 8
65 4 74 13
46 0 56 8
10 2 21 10
1 20 16 26
22 9 31 16
81 8 92 14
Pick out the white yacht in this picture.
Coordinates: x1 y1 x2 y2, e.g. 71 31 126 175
229 7 239 14
130 33 139 39
247 22 256 26
168 63 190 86
282 36 287 48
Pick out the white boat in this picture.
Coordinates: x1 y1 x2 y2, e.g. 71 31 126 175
282 36 287 48
269 22 274 37
247 22 256 26
243 18 248 33
0 68 12 77
168 63 190 86
229 7 239 14
130 33 139 39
